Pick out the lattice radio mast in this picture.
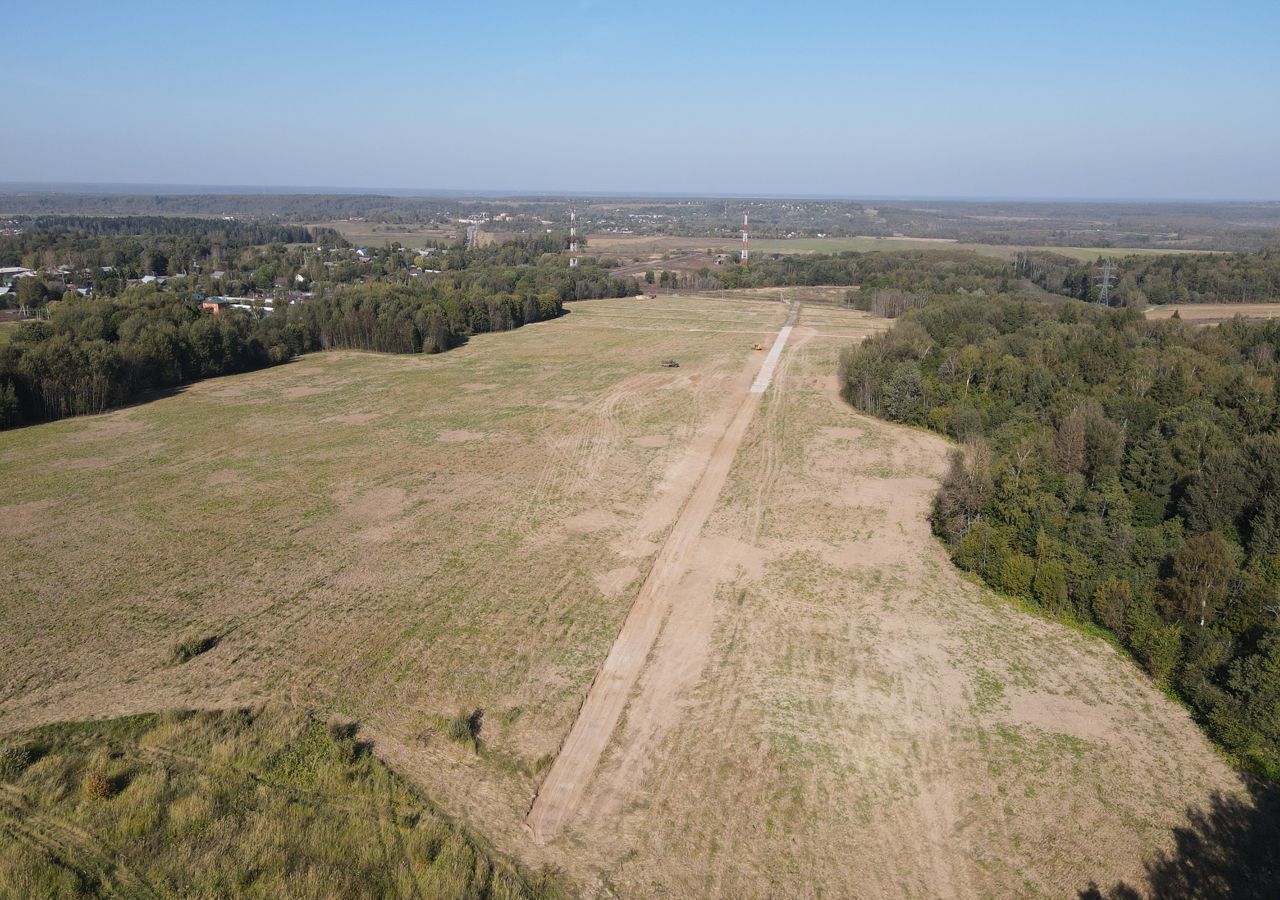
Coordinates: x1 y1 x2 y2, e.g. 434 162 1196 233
569 205 578 268
1096 258 1116 305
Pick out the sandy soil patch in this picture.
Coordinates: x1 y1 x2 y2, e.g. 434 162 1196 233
64 456 109 470
437 429 489 443
631 434 670 448
0 498 56 537
327 412 379 425
594 565 640 596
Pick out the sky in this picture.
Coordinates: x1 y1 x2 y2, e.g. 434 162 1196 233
4 0 1279 199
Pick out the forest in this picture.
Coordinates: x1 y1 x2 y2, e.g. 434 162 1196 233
0 216 343 278
1018 249 1280 306
0 224 637 429
0 287 306 427
702 249 1015 293
292 263 635 355
839 295 1280 781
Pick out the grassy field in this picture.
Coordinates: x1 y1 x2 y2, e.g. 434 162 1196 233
0 322 20 347
1146 302 1280 323
0 707 553 898
0 294 1252 896
310 220 459 247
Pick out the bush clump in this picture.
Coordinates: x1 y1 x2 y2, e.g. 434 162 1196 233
167 634 219 666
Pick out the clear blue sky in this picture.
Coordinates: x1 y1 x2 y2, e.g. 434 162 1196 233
5 0 1278 199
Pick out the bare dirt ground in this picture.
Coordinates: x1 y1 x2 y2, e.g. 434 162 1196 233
0 294 1253 898
526 309 797 842
1146 302 1280 323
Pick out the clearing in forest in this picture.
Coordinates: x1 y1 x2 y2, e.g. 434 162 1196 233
0 293 1250 897
1146 302 1280 323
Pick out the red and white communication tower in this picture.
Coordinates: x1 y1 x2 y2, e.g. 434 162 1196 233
569 205 579 268
741 209 749 264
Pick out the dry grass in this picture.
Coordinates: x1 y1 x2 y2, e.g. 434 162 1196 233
1145 302 1280 323
0 293 1250 897
552 307 1247 897
310 220 459 248
0 707 553 898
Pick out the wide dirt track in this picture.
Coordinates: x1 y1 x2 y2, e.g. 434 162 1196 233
0 292 1251 897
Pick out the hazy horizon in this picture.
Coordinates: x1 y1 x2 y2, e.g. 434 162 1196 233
2 180 1280 204
6 1 1279 200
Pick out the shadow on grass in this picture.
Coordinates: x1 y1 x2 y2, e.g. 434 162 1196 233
1079 783 1280 899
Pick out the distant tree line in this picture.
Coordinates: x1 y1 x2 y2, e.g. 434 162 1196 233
294 261 635 355
691 247 1280 308
839 295 1280 781
0 227 637 428
1016 249 1280 307
695 250 1016 294
0 216 345 285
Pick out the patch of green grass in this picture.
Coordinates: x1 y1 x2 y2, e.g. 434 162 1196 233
973 668 1007 712
0 707 560 899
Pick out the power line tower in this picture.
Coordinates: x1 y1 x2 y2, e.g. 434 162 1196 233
741 209 749 264
1095 259 1116 305
569 205 578 269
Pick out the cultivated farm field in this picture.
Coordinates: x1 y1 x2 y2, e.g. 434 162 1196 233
0 294 1249 897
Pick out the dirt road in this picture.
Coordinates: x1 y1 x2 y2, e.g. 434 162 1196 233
525 307 798 843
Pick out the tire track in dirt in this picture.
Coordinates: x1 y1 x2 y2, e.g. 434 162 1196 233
745 319 809 544
524 307 798 844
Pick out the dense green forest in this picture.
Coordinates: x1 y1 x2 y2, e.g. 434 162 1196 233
839 295 1280 780
292 263 634 356
0 288 307 426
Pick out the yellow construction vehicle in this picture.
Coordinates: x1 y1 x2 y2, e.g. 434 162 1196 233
753 343 765 351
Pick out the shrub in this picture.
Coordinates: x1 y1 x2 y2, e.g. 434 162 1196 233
167 634 218 666
0 744 31 781
1092 577 1133 634
1128 606 1184 684
82 767 113 800
444 709 484 750
999 554 1036 599
1033 559 1069 613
